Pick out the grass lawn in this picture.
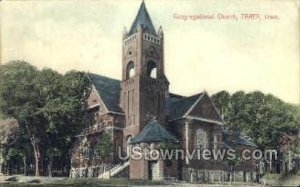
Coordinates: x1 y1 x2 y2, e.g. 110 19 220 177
260 173 300 187
1 177 169 187
273 173 300 187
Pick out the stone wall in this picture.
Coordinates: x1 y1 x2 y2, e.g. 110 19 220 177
70 111 125 177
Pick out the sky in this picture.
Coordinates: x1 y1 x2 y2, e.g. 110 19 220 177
1 0 299 104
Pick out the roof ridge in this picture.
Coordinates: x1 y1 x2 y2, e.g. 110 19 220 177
169 93 186 99
171 92 204 104
187 92 204 98
87 72 120 82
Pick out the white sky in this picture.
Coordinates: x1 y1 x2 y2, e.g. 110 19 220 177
1 0 299 104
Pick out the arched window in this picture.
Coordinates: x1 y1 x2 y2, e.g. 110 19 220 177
195 129 207 150
126 61 135 79
147 61 157 79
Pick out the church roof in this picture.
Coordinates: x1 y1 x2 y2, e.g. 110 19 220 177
222 128 256 147
87 73 207 122
130 120 178 144
128 1 157 36
88 73 122 113
166 93 204 121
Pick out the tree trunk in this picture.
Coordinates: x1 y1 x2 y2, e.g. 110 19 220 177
101 161 104 178
22 156 27 176
32 142 40 176
26 126 40 177
0 163 2 175
48 158 53 177
0 149 4 175
6 161 10 175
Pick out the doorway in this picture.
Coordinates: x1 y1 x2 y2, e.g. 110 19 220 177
148 161 158 180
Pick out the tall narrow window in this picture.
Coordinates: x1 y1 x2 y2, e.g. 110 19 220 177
147 61 157 79
127 91 130 126
126 61 135 79
213 135 218 150
195 129 207 150
132 89 135 124
126 136 132 156
150 68 157 78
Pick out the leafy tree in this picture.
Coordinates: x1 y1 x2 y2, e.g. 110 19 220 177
212 90 299 150
159 140 179 167
46 148 62 177
0 118 32 175
228 91 246 131
40 69 91 177
0 119 19 174
0 61 45 176
211 90 232 120
0 61 91 176
95 132 112 175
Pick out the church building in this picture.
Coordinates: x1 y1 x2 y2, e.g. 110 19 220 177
70 1 257 182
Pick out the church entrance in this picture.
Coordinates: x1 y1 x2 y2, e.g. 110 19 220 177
148 161 158 180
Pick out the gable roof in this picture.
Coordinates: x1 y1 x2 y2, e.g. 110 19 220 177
166 93 204 121
130 120 177 144
128 1 157 36
87 73 222 124
88 73 122 113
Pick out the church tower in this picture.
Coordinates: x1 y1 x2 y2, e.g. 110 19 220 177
120 1 169 139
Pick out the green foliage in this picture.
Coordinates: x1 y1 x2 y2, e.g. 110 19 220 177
159 140 179 153
159 140 179 167
211 90 231 120
212 90 300 150
223 148 243 171
40 69 91 165
0 61 91 175
95 133 112 160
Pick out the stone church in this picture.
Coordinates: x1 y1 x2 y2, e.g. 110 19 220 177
70 1 257 182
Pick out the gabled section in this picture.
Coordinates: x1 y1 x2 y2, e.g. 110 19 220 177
128 1 157 36
86 85 108 113
166 93 204 121
186 93 224 125
88 73 123 113
167 92 224 125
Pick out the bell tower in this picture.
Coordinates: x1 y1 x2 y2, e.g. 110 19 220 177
120 1 169 138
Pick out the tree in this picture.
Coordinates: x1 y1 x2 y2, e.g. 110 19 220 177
159 140 179 167
0 61 47 176
228 91 246 131
0 61 91 176
95 132 112 176
40 69 91 177
0 119 19 174
211 90 232 120
212 90 299 151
